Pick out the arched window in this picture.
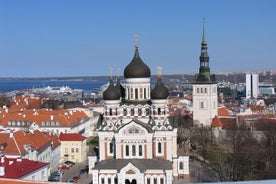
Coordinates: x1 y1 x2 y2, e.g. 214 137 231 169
109 108 112 116
126 145 129 156
132 145 136 156
131 108 134 116
144 88 147 99
109 142 113 154
179 162 183 170
139 145 142 156
123 108 127 116
158 108 161 115
158 142 162 154
135 88 138 99
138 108 142 116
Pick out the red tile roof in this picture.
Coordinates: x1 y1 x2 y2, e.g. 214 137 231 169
0 109 89 128
0 130 52 156
59 133 86 142
0 157 49 179
42 132 60 150
217 106 230 117
211 116 223 128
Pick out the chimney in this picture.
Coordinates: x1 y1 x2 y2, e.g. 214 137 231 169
0 156 4 163
9 131 13 138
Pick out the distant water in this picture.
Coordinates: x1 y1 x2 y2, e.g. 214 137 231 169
0 78 108 94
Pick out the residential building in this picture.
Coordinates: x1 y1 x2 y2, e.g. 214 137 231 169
0 156 49 182
193 22 218 126
59 133 87 163
0 108 90 136
0 129 52 164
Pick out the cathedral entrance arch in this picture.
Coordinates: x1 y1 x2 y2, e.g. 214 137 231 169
125 179 137 184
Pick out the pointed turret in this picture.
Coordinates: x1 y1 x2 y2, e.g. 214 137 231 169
195 19 216 83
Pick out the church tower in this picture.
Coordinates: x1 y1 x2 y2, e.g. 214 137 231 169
193 20 218 126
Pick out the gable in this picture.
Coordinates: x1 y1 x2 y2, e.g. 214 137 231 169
118 121 150 135
120 163 140 174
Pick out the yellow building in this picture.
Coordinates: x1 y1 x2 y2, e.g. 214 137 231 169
59 133 87 163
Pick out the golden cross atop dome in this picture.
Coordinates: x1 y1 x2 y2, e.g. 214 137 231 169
134 32 139 48
157 66 162 78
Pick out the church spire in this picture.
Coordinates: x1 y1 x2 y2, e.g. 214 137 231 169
195 19 216 83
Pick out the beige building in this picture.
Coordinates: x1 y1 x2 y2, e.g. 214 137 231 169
59 133 87 163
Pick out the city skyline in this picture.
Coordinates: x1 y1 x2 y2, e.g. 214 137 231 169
0 0 276 77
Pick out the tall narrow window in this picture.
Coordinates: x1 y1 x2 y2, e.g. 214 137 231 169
135 88 138 99
160 178 164 184
147 178 150 184
131 108 134 116
158 108 161 115
126 145 129 156
200 101 204 109
109 142 113 154
144 88 147 99
139 145 142 156
123 108 127 116
180 162 183 170
138 108 142 116
101 178 104 184
158 142 162 154
132 145 136 156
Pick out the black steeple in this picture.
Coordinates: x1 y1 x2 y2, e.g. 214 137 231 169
195 19 216 84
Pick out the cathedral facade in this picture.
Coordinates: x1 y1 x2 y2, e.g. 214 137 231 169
91 41 189 184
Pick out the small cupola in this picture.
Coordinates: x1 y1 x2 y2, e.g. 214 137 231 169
151 66 169 99
103 72 121 101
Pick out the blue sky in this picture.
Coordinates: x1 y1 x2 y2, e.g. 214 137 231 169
0 0 275 77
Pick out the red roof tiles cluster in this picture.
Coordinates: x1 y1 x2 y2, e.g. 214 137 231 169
9 95 42 113
0 109 89 128
211 116 223 128
0 130 52 156
59 132 86 142
217 106 230 117
0 157 49 179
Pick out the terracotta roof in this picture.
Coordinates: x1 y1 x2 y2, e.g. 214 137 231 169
211 116 223 127
1 109 89 128
59 133 86 142
217 106 230 117
0 157 49 179
42 132 60 150
9 95 42 113
0 178 61 184
0 130 52 156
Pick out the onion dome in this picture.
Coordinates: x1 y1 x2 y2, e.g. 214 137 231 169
103 79 121 100
115 76 125 98
124 36 151 78
151 66 169 99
